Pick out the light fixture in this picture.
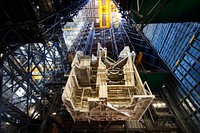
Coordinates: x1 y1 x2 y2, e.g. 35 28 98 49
152 102 167 108
5 122 10 125
152 103 157 107
48 41 53 45
161 103 166 106
162 84 165 88
52 112 57 115
157 103 162 107
29 108 35 115
35 114 40 119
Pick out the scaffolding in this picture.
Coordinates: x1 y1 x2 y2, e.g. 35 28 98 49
0 42 67 129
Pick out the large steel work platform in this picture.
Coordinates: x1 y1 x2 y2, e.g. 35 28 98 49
62 44 154 121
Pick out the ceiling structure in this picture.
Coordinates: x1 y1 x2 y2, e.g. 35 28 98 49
116 0 200 24
1 0 199 57
0 0 89 60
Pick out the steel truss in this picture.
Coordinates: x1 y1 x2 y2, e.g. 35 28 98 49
0 41 68 132
110 0 169 71
0 1 182 132
92 22 128 60
0 0 92 132
63 21 95 55
62 44 155 121
0 0 89 60
91 7 168 72
120 20 168 71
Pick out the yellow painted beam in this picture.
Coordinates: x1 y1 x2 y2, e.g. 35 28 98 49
136 52 143 67
189 35 195 44
106 56 116 63
98 0 111 28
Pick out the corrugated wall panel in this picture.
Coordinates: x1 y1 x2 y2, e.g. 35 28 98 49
143 22 200 132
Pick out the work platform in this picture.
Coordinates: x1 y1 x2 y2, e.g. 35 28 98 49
62 44 155 121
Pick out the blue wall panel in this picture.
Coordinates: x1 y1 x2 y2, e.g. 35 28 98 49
143 22 200 132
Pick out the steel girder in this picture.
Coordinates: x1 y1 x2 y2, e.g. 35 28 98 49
120 18 169 71
63 22 95 55
0 0 89 60
62 45 155 121
92 10 168 71
0 2 97 131
40 0 90 40
115 0 200 23
0 41 67 131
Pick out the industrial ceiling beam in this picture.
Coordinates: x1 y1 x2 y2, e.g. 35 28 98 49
115 0 200 23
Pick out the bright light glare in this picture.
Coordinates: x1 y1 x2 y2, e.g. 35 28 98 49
52 112 57 115
35 114 40 119
152 102 166 108
62 5 87 50
5 122 10 125
157 103 162 107
15 87 26 97
152 103 157 107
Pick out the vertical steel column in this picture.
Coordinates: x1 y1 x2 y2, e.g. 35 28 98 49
43 43 46 121
119 19 134 50
110 23 119 60
26 43 31 133
0 59 3 133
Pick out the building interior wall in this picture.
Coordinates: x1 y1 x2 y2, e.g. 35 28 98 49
143 23 200 132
